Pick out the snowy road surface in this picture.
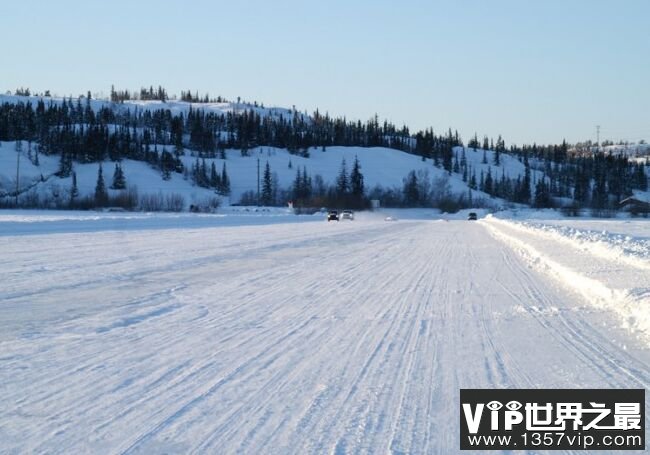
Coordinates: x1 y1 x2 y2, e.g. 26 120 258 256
1 215 649 454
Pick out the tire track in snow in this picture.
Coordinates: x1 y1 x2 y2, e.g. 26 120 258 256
4 219 650 454
497 245 650 389
113 222 425 454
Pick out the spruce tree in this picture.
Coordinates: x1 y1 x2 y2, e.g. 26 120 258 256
111 163 126 190
261 162 273 206
469 168 477 190
57 151 72 178
70 171 79 203
292 167 303 201
95 164 108 206
200 159 208 187
522 154 531 203
350 156 365 200
210 162 219 188
534 179 552 208
302 166 312 200
442 144 453 174
484 167 493 195
336 157 349 197
220 163 230 195
402 171 419 206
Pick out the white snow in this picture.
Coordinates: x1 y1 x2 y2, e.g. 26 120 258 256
484 215 650 341
1 210 649 453
1 140 501 207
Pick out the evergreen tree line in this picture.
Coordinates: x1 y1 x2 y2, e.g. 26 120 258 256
436 146 647 210
244 156 369 210
0 91 647 211
189 159 231 195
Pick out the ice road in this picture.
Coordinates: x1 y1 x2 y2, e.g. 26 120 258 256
1 213 649 454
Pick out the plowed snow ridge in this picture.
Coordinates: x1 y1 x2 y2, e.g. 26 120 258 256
484 216 650 341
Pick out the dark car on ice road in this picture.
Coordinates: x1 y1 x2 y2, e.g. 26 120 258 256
467 212 478 220
327 210 339 221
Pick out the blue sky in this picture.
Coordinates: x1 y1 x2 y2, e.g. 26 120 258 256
3 0 649 145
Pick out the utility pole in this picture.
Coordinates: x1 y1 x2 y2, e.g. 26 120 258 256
15 142 21 207
596 125 601 152
257 156 260 206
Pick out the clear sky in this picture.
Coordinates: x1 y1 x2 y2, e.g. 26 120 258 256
3 0 649 146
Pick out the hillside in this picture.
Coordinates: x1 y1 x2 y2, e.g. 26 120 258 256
0 93 296 121
0 93 648 212
0 140 506 209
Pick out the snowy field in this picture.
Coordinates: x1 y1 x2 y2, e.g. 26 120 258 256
1 210 650 453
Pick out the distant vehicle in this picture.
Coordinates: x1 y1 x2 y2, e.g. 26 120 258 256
327 210 339 222
340 210 354 220
468 212 478 221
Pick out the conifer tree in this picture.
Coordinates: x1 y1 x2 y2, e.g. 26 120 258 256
57 151 72 178
220 162 230 195
261 161 273 206
201 159 208 187
70 171 79 203
302 166 312 199
160 150 174 180
484 167 493 195
522 154 531 203
336 157 349 197
402 170 419 206
111 163 126 189
292 167 303 201
442 144 453 174
534 178 552 208
469 168 477 190
350 155 365 199
210 162 220 188
95 164 108 206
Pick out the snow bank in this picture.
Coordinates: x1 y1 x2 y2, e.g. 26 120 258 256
484 216 650 342
488 216 650 270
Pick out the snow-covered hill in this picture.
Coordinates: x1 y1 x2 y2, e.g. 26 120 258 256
2 93 647 211
2 139 519 209
0 93 298 121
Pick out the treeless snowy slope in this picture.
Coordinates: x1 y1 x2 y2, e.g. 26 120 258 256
1 218 649 454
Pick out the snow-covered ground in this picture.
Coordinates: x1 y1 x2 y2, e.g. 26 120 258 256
1 210 649 453
0 208 318 236
0 140 502 207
